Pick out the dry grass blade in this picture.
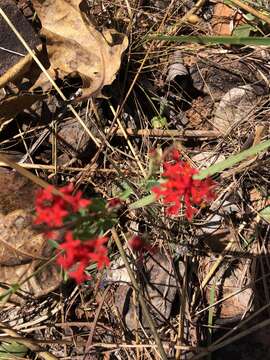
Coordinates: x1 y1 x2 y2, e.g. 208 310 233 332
0 153 63 197
230 0 270 26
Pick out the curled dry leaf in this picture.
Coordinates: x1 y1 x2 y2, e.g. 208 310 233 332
166 50 188 83
212 3 234 36
0 170 61 303
0 93 45 131
32 0 128 100
0 52 33 89
192 151 225 169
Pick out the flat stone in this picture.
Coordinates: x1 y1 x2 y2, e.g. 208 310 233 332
0 0 40 76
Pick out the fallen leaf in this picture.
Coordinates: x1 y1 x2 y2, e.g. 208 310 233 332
0 93 44 131
213 85 260 134
0 52 33 89
200 256 254 321
192 151 225 169
0 210 48 266
0 0 41 81
32 0 128 100
0 341 28 359
0 169 37 215
260 206 270 222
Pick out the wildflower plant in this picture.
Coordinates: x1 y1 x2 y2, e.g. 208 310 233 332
33 140 270 285
35 184 118 284
34 147 219 284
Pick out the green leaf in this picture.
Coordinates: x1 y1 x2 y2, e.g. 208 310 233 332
149 34 270 46
129 193 156 209
0 341 28 359
194 140 270 180
144 178 160 192
260 206 270 222
244 13 256 21
47 239 59 249
223 0 234 5
233 24 255 37
119 182 134 200
151 116 167 129
88 198 107 212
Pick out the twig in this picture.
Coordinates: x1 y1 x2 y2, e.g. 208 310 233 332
230 0 270 26
0 161 117 173
175 257 188 359
84 286 111 357
0 153 61 195
111 228 168 360
105 128 220 139
200 237 234 289
87 342 197 350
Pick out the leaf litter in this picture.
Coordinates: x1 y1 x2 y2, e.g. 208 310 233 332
0 0 270 359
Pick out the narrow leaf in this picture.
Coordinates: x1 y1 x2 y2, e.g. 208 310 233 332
149 34 270 46
260 206 270 222
194 140 270 180
129 193 156 209
0 341 28 358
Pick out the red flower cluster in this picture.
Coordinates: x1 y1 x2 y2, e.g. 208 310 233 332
35 184 110 283
57 231 110 284
35 184 90 228
152 149 216 220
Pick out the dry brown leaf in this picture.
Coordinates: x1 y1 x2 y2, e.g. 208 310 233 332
0 170 61 303
213 85 259 134
0 43 43 90
0 169 37 214
32 0 128 100
201 257 254 320
0 52 33 89
0 210 46 266
0 93 44 131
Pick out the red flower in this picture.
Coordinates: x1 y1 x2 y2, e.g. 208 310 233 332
56 231 109 284
35 184 91 228
152 149 216 220
128 235 155 254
